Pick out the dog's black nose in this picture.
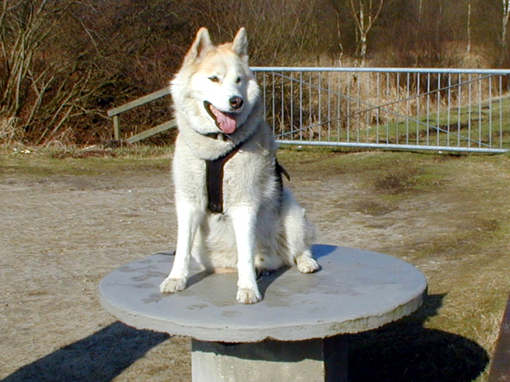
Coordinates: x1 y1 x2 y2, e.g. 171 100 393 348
229 96 243 110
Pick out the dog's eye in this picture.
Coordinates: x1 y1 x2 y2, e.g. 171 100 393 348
209 75 220 83
236 76 241 84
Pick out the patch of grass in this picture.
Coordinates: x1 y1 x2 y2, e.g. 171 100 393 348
352 200 398 216
412 215 504 262
0 144 173 178
372 167 421 194
305 95 510 152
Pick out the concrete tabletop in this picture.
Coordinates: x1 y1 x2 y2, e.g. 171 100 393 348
99 245 427 343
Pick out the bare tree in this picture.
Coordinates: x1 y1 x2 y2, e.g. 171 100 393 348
348 0 384 66
435 0 443 47
466 0 472 54
0 0 95 144
501 0 510 64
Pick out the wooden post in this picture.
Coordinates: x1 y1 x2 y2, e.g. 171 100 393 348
488 293 510 381
113 115 120 141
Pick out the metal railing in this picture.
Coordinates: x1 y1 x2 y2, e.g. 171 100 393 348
107 87 175 144
253 67 510 153
107 67 510 153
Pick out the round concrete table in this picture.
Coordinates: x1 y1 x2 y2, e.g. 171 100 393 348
99 245 427 382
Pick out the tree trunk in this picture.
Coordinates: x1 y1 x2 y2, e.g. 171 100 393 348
349 0 384 66
466 0 471 54
360 33 367 66
501 0 510 64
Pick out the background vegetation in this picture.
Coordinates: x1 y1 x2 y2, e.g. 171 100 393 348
1 0 509 145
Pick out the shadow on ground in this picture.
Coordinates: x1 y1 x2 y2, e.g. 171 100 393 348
3 295 489 382
3 322 169 382
347 294 490 382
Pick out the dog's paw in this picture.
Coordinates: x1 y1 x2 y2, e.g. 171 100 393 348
160 277 187 294
296 256 320 273
236 287 262 304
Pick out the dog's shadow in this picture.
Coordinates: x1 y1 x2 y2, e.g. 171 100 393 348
183 254 313 299
257 266 291 298
187 265 292 299
311 243 338 259
256 244 333 298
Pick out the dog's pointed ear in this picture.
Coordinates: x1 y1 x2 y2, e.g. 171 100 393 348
184 27 212 65
232 27 248 59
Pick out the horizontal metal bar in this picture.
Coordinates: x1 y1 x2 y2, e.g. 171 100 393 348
126 119 176 144
107 69 510 118
276 140 509 153
252 67 510 75
107 87 171 116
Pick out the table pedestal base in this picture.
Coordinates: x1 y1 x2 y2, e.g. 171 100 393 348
191 336 348 382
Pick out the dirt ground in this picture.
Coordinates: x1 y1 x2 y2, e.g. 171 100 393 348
1 148 509 381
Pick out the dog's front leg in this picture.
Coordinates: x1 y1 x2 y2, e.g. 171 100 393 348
160 201 203 293
230 206 261 304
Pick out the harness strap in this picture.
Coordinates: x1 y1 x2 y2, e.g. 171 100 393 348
275 158 290 205
205 145 242 213
205 151 290 214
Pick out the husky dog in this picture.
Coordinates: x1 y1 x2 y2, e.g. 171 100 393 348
160 27 319 304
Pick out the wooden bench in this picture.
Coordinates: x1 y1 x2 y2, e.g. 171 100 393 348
489 293 510 382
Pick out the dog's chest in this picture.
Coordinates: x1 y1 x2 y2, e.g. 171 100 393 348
174 132 274 211
208 149 267 212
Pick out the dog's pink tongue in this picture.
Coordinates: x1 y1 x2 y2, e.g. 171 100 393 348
210 105 237 134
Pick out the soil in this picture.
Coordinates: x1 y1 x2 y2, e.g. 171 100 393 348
1 150 508 381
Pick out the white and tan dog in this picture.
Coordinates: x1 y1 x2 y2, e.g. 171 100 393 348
160 27 319 304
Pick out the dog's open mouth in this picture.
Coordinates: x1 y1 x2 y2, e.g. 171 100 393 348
204 101 237 134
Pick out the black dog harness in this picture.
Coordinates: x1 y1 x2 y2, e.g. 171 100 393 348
205 143 243 214
204 135 289 214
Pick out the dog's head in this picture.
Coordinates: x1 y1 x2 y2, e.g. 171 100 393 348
171 27 260 136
